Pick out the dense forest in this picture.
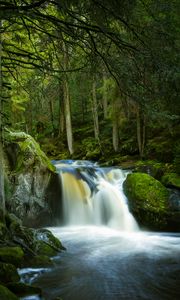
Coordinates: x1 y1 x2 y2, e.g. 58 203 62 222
0 0 179 162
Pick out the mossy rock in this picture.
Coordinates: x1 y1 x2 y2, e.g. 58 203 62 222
0 246 24 267
0 262 20 284
28 255 53 267
35 240 58 257
123 173 169 230
0 284 19 300
161 173 180 189
35 228 65 251
7 130 55 173
7 282 42 297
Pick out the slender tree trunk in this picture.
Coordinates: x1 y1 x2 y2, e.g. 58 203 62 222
63 78 73 154
58 83 65 137
112 97 119 152
62 41 73 154
92 77 99 140
102 72 108 119
0 20 5 220
136 104 146 158
49 97 55 135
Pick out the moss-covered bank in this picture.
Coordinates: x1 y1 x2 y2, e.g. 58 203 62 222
0 210 65 299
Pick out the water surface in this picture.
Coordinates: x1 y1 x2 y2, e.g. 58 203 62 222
21 226 180 300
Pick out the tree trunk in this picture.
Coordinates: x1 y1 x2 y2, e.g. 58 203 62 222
62 41 74 154
58 83 65 137
112 97 119 152
63 78 73 154
0 20 5 220
102 73 108 119
49 97 55 135
136 104 146 158
92 77 99 140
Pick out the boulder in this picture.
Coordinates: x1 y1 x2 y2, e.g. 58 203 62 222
123 172 170 230
27 255 53 267
0 246 24 267
5 131 57 227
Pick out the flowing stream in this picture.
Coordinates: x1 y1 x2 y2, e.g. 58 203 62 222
20 161 180 300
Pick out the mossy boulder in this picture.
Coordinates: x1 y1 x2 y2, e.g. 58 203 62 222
35 228 65 251
0 246 24 267
5 131 57 227
0 284 18 300
123 173 169 230
34 229 65 256
0 263 20 284
161 173 180 189
28 255 53 267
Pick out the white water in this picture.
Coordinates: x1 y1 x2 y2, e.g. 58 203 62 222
19 161 180 300
55 160 138 231
20 226 180 300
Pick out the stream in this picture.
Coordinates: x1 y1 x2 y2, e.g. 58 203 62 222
19 161 180 300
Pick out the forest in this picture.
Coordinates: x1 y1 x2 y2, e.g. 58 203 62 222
0 1 180 300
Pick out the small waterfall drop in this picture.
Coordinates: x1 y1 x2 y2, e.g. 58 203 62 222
54 160 138 231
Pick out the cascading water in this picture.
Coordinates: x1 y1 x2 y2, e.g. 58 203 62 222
20 160 180 300
54 160 138 231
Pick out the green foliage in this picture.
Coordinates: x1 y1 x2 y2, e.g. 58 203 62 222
0 0 179 162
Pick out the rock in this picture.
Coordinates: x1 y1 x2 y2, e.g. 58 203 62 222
7 282 42 297
5 221 65 261
0 284 19 300
0 246 24 267
123 172 169 230
161 173 180 189
0 262 20 284
35 228 65 251
28 255 53 267
6 131 56 227
34 228 65 257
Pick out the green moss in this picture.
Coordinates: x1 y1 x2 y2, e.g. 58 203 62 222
35 240 57 256
124 173 169 212
35 229 65 251
161 173 180 189
7 131 55 173
28 255 53 267
0 246 24 267
123 173 169 229
7 282 42 297
0 284 19 300
0 262 20 284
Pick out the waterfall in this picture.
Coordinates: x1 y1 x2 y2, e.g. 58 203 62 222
53 160 138 231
